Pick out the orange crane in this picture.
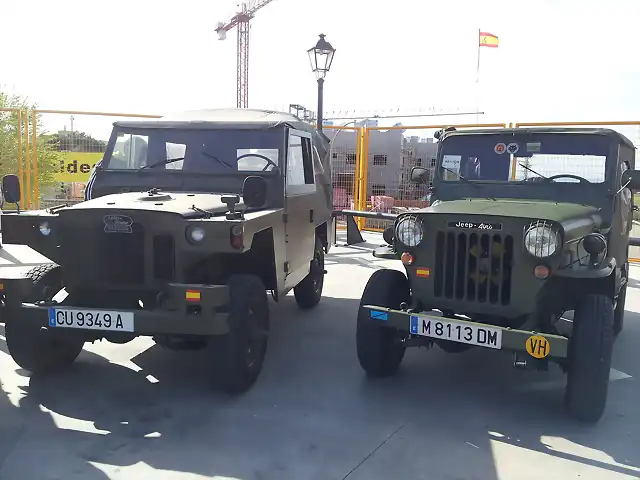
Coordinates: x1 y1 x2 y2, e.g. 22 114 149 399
215 0 276 108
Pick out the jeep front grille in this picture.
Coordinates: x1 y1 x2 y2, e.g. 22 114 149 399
434 231 514 305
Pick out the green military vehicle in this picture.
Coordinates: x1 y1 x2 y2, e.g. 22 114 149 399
357 127 638 422
0 108 334 394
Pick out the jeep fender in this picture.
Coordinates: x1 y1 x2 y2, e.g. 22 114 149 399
556 256 618 300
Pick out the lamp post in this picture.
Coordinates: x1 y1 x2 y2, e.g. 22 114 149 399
307 34 335 133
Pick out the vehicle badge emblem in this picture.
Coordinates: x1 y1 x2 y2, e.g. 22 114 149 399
103 214 133 234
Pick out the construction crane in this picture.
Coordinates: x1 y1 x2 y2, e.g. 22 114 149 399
215 0 276 108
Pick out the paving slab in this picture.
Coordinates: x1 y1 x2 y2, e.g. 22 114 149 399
0 231 638 480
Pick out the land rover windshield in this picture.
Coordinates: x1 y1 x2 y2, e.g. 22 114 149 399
102 127 282 173
438 132 612 184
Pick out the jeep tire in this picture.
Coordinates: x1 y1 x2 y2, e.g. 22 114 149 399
5 264 85 374
210 274 269 394
293 236 325 310
356 269 410 377
564 293 614 423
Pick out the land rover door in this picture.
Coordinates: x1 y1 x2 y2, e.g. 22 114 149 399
284 129 317 285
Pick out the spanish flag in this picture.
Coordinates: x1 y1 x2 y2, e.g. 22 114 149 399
479 31 499 48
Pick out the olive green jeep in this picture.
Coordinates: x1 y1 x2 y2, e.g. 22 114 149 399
357 127 637 423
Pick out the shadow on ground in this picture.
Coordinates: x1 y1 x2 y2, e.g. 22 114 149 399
0 291 638 479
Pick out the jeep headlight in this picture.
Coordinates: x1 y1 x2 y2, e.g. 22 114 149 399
395 216 423 247
39 221 51 236
524 223 560 258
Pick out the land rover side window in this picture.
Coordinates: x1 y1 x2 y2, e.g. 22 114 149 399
286 132 315 193
109 134 149 169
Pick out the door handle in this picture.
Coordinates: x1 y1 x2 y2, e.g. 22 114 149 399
310 209 314 223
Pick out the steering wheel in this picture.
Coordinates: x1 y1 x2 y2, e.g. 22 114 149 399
236 153 278 172
544 174 591 184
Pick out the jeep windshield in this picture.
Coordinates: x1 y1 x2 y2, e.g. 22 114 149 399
102 127 281 173
438 133 610 184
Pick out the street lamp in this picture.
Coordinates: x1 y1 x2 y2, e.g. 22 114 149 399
307 33 335 133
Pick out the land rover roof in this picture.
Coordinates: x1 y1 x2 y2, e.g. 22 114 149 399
113 108 324 137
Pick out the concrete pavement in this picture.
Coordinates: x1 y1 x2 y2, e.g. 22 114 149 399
0 232 638 480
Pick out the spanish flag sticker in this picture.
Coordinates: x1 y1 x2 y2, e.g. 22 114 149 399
185 290 201 302
416 268 430 278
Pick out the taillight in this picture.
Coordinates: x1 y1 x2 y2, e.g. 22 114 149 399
230 225 244 249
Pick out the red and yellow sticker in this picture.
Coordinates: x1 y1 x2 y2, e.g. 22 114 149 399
185 290 201 302
416 268 430 278
526 335 550 359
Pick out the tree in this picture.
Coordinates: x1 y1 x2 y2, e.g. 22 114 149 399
47 130 106 153
0 89 62 192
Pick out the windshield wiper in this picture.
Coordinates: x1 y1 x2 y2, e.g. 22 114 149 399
518 162 548 180
138 157 185 170
442 166 481 188
202 151 233 169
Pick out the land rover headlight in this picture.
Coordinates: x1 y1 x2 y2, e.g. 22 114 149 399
524 223 560 258
395 216 423 247
186 225 206 243
39 221 51 236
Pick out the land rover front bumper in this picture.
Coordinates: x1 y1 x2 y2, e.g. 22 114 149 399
1 282 231 336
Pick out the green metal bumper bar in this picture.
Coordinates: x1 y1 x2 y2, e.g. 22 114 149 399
361 305 569 359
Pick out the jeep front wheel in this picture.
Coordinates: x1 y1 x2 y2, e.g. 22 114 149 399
356 269 410 377
5 264 85 374
564 293 614 423
210 274 269 394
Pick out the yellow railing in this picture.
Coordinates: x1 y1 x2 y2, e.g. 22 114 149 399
5 113 640 262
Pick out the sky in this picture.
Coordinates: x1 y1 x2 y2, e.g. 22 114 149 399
2 0 640 141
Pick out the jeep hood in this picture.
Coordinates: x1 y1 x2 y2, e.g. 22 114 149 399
424 198 601 224
64 191 244 218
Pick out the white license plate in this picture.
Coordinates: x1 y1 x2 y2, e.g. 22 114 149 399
410 315 502 349
48 308 134 332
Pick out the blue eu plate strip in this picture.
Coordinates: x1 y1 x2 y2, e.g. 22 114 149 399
410 316 418 334
369 310 388 321
48 309 56 327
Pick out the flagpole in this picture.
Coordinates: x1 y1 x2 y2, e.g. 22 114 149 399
475 28 481 124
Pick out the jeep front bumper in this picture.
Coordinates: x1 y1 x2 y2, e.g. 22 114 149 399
361 305 569 359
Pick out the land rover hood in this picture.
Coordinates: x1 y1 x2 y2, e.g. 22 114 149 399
63 191 244 217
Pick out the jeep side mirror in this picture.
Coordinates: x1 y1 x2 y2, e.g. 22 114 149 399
410 166 428 184
2 174 21 205
622 169 640 190
242 176 267 208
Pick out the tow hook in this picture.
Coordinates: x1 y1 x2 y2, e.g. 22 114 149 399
513 352 528 369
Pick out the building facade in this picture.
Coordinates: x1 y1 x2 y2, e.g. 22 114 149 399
329 128 437 203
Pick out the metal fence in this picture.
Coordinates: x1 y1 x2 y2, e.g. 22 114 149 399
4 111 640 261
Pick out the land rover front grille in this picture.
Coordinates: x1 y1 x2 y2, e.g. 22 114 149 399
434 231 514 305
98 223 145 283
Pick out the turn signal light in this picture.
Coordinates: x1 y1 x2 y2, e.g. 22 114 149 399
230 225 244 250
533 265 550 279
401 252 414 265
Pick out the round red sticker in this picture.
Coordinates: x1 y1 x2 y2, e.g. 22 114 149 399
494 143 506 154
